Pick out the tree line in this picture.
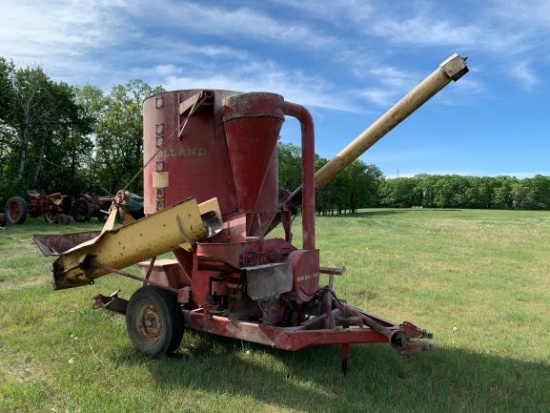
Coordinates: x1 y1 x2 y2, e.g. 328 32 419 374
278 142 383 215
2 57 550 213
0 57 162 202
279 144 550 213
379 174 550 210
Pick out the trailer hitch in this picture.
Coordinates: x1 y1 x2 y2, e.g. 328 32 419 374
93 290 128 315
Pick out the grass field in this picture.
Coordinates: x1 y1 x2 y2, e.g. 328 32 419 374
1 209 549 413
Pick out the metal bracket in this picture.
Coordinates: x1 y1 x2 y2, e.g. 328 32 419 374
93 290 128 315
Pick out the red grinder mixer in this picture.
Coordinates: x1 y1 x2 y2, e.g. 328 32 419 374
34 54 469 373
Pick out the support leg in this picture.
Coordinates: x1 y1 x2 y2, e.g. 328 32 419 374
341 343 349 376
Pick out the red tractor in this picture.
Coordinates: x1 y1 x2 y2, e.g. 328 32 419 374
5 190 71 225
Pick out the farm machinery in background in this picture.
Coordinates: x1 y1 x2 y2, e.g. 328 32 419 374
33 54 468 373
1 189 144 226
0 208 6 229
72 191 144 223
5 190 72 225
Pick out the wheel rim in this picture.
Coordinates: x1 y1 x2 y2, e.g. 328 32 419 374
9 203 21 220
73 201 87 221
44 210 57 223
136 303 163 345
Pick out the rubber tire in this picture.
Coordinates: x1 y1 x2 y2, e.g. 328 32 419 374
0 213 6 228
44 210 57 224
72 197 93 222
5 196 28 224
97 202 111 222
126 286 184 356
57 213 69 225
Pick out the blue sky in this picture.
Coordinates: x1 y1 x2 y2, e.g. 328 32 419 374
2 0 550 178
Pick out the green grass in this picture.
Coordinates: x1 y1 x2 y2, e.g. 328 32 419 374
1 210 549 413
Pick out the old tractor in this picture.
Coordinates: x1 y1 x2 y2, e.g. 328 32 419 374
72 191 143 223
0 198 5 228
0 212 6 229
71 193 112 223
5 190 71 225
34 54 468 373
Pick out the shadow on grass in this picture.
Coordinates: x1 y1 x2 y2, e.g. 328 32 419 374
319 209 409 219
317 208 464 220
112 333 549 413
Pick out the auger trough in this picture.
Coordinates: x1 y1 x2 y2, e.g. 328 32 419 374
34 54 468 374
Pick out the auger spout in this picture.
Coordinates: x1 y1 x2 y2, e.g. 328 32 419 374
34 196 222 290
283 53 468 209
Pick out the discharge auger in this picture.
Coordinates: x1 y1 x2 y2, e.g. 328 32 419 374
34 53 468 374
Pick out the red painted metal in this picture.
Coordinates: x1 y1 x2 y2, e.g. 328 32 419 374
287 249 320 302
142 90 239 215
182 307 430 353
138 259 190 289
138 89 433 361
183 311 391 350
223 92 284 236
38 52 469 371
281 101 316 251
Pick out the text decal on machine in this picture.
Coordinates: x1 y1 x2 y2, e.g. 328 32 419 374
296 273 319 283
155 147 207 159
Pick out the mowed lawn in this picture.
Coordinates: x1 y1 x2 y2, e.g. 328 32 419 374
1 209 549 413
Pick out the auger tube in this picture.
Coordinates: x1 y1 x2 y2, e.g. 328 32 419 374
283 53 468 208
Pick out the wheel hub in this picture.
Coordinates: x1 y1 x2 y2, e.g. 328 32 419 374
141 305 162 338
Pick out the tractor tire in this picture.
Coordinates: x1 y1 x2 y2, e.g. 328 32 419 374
126 286 184 357
0 213 6 228
5 196 28 225
44 210 58 224
57 213 69 225
97 202 111 222
72 197 93 222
